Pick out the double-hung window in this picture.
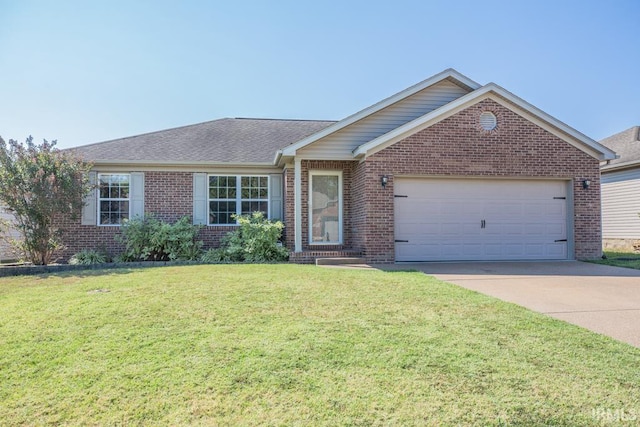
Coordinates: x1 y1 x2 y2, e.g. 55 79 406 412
209 175 269 225
98 174 130 225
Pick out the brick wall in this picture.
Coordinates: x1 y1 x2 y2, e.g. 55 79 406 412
300 160 355 251
55 171 237 261
283 167 294 250
359 98 602 262
283 161 358 252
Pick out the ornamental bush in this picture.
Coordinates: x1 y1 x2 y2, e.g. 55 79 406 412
69 249 108 265
116 215 202 261
202 212 288 263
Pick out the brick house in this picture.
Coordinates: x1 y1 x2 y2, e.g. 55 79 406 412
63 69 615 263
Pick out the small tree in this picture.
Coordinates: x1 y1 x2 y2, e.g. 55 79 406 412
0 136 92 265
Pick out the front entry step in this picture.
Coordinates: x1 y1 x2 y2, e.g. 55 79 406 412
315 257 367 266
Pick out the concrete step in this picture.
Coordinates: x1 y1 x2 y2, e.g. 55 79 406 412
316 257 366 266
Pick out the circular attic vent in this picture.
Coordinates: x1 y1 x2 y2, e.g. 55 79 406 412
479 111 497 131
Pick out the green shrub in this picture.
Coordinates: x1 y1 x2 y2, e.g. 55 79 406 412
200 248 227 264
208 212 288 263
68 249 107 265
116 215 203 261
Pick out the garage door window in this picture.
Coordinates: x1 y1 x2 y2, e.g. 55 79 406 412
309 171 342 244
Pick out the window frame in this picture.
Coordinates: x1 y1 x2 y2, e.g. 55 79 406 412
97 173 131 227
308 170 343 245
207 174 270 226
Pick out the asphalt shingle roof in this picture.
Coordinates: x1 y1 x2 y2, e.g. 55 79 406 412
71 118 336 164
600 126 640 170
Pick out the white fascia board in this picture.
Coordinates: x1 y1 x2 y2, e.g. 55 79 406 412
353 83 617 161
273 150 283 166
601 160 640 173
90 160 282 174
91 159 276 167
281 68 481 156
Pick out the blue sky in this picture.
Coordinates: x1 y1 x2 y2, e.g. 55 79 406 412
0 0 638 149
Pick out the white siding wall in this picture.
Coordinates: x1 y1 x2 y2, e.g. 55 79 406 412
602 169 640 239
0 206 20 261
298 80 470 159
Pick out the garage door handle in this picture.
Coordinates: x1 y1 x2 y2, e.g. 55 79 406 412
554 239 567 242
395 239 409 243
481 219 486 229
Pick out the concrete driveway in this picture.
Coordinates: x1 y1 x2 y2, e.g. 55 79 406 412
400 261 640 347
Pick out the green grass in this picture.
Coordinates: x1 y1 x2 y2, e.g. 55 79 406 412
1 265 639 425
591 251 640 270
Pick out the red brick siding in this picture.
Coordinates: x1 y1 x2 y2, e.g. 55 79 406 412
300 160 355 251
283 167 295 250
350 161 368 254
283 161 357 252
360 98 602 263
55 171 238 261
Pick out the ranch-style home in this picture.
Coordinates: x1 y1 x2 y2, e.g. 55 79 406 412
61 68 616 264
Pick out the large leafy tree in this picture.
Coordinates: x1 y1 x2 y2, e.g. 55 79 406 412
0 136 92 265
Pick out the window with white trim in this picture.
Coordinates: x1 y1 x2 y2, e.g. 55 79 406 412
309 171 342 244
208 175 269 225
98 174 130 225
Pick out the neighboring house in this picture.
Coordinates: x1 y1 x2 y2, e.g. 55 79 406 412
0 205 20 262
64 69 616 263
600 126 640 251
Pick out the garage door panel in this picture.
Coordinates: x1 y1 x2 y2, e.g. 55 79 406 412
396 244 439 258
441 201 473 215
522 224 546 235
525 244 544 256
545 223 565 235
546 244 567 257
483 244 503 256
545 204 565 216
441 223 465 235
496 224 524 235
523 202 547 216
485 203 522 217
394 178 569 261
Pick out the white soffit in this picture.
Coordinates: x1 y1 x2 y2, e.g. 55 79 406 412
280 69 481 157
353 83 617 161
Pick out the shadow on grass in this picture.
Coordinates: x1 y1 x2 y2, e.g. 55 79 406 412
0 261 205 279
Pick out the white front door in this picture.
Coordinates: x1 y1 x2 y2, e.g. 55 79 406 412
394 178 569 261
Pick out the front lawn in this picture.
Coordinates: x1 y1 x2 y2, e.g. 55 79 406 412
1 265 638 425
591 251 640 270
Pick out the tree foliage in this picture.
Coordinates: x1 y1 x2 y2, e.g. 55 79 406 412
0 136 92 265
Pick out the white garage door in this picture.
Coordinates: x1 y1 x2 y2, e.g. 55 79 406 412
394 179 569 261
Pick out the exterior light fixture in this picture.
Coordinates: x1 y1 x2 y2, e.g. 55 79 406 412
381 175 389 188
582 179 591 189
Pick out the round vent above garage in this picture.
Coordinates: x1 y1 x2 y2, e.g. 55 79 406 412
479 111 497 131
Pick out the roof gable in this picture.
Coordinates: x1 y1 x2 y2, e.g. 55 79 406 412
352 83 617 162
280 69 480 158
